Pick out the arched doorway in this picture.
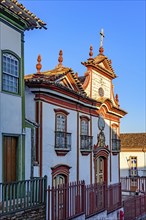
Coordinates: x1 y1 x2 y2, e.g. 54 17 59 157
94 148 109 184
95 156 107 183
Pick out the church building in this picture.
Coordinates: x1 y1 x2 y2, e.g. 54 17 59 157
25 30 127 186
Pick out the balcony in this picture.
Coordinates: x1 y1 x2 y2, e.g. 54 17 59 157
80 135 93 155
112 139 121 155
55 131 71 156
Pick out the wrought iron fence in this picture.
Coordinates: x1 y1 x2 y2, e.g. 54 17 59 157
47 181 85 220
47 181 122 220
85 182 106 217
0 176 47 217
123 194 146 220
121 176 146 192
106 183 122 213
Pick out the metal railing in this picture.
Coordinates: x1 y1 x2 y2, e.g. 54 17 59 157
121 176 146 192
85 182 106 217
47 181 122 219
55 131 71 150
80 135 93 151
123 194 146 220
47 181 85 220
0 176 47 217
106 183 122 213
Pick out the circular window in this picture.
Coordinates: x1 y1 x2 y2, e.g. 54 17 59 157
98 87 104 97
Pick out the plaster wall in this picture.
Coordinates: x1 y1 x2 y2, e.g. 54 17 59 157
0 93 22 134
25 128 31 180
25 86 36 122
111 154 119 184
0 22 21 57
42 102 77 185
85 70 111 100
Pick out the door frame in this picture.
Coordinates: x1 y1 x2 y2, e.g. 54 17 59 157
94 149 109 184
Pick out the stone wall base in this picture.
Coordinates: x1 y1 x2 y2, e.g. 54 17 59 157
0 205 46 220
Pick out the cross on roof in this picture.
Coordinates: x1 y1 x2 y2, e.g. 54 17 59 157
100 28 104 48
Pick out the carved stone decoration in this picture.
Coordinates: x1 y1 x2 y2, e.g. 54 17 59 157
97 131 105 148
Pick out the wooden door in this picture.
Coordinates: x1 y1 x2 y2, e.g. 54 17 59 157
96 157 104 183
53 175 66 220
3 136 17 182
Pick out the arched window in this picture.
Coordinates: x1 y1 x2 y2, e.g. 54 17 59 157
56 114 66 132
80 116 92 154
2 52 19 93
81 119 88 135
111 124 120 154
54 109 71 154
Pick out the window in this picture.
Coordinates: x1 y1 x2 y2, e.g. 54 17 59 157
54 109 71 155
129 156 137 177
2 53 19 93
80 116 92 154
56 114 66 132
111 125 120 153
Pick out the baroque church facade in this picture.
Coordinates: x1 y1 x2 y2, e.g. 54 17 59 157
25 35 127 186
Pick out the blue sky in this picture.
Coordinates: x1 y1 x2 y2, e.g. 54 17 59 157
20 0 146 133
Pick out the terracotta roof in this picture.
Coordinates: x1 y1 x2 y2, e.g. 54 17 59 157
25 66 87 96
120 133 146 150
0 0 46 30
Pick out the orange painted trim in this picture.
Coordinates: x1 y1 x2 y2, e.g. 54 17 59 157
80 115 90 121
82 71 90 90
94 148 109 184
54 108 69 115
84 64 115 80
35 93 99 117
51 164 71 184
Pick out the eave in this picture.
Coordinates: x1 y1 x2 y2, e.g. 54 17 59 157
81 61 117 80
0 0 46 30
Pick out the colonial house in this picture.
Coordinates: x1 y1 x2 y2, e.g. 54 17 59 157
0 0 46 183
120 133 146 194
25 35 127 187
120 133 146 177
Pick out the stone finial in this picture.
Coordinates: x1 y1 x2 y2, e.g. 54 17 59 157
58 50 63 67
99 46 104 55
89 45 93 58
36 54 42 73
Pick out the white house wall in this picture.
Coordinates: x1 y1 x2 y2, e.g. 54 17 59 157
111 154 119 184
0 22 21 57
0 20 22 182
25 87 36 122
42 102 77 185
0 93 22 134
